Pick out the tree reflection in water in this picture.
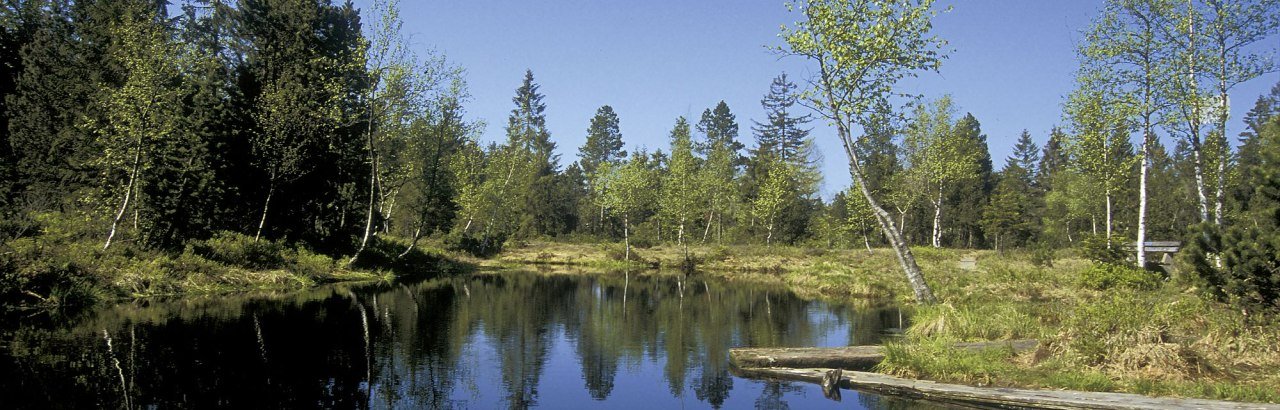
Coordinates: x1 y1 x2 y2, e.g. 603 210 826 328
0 270 937 409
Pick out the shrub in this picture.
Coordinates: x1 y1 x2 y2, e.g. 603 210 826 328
1182 222 1280 313
603 243 643 262
1080 234 1129 265
192 231 285 269
444 230 504 258
1080 262 1161 290
0 237 105 308
1031 242 1055 268
287 247 335 279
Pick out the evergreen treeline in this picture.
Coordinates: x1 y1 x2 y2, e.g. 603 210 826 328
1 0 1278 310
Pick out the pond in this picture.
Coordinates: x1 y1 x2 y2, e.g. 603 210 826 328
0 269 942 409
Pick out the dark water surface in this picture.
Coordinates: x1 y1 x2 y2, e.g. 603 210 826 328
0 270 940 409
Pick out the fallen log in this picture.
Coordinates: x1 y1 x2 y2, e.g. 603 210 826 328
728 367 1280 410
729 339 1039 371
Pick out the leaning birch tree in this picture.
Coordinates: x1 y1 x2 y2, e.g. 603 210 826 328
90 7 185 249
779 0 948 304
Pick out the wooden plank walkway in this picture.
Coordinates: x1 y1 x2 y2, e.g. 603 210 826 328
729 339 1039 371
729 366 1280 410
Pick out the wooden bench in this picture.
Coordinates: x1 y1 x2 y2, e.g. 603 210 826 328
1141 240 1182 253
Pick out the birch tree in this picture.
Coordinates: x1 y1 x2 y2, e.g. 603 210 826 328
751 157 797 246
779 0 948 304
1079 0 1175 266
659 117 700 259
598 157 655 262
1200 0 1279 225
88 6 185 249
901 95 977 248
1065 67 1139 245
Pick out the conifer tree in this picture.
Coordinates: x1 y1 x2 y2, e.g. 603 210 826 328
580 105 626 234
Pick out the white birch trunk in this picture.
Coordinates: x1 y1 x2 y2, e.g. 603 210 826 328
104 143 143 250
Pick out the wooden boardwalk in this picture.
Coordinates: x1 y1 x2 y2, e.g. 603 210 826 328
729 366 1280 409
729 339 1039 371
728 341 1280 409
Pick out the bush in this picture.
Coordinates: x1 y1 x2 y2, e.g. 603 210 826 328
1080 262 1161 290
192 231 285 269
1183 222 1280 313
0 237 105 308
444 230 504 258
287 247 335 279
629 237 655 249
604 243 643 262
1031 242 1055 268
1080 234 1129 265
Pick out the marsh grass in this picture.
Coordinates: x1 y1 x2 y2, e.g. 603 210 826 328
2 213 463 310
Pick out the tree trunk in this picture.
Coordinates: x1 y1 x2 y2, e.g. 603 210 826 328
1191 146 1211 223
351 147 379 264
817 59 936 304
862 232 872 255
397 225 422 258
1137 129 1150 268
254 182 275 242
623 215 630 263
702 211 713 243
930 191 942 248
1214 140 1225 226
104 142 143 250
1105 192 1112 243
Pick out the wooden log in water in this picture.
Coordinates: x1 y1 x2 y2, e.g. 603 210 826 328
729 367 1280 410
729 339 1039 371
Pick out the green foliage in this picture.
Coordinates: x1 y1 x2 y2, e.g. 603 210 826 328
659 117 701 244
579 105 626 177
1079 234 1130 265
1031 242 1055 268
192 231 285 270
909 303 1043 341
1079 262 1161 290
444 230 505 258
1183 115 1280 313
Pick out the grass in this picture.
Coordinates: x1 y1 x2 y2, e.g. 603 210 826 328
0 212 467 312
494 240 1280 403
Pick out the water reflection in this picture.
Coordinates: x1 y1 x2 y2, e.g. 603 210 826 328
0 270 931 409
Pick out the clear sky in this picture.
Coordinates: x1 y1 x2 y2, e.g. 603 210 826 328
359 0 1280 199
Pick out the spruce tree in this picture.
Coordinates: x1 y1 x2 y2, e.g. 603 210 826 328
579 105 626 177
750 73 813 164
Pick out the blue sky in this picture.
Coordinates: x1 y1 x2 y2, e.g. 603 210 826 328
361 0 1279 199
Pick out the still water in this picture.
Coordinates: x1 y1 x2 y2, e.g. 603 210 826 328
0 270 939 409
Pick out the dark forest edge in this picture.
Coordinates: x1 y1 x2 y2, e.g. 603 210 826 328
0 210 471 312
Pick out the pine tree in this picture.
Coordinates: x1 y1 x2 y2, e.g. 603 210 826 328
751 73 813 164
696 101 743 243
946 113 994 248
506 70 569 237
579 105 626 235
1009 130 1041 181
579 105 626 177
696 101 744 160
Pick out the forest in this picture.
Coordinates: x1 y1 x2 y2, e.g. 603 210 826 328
0 0 1277 315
